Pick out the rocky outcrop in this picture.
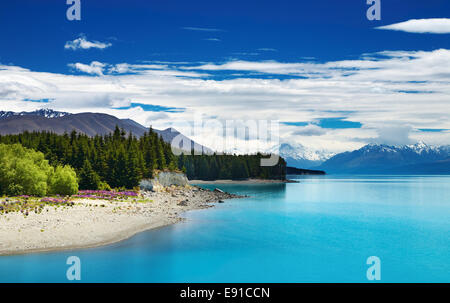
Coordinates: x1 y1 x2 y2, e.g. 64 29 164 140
139 171 189 192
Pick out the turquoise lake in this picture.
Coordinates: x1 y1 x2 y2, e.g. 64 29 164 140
1 175 449 282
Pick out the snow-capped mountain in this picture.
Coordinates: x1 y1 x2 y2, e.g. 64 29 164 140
268 143 334 168
401 141 450 156
0 109 70 119
316 142 450 174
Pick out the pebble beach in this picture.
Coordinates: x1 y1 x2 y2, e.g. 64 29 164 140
0 186 241 256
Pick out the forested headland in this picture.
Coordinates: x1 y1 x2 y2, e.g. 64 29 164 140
0 127 286 193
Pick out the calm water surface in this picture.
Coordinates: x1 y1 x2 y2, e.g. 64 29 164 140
1 175 449 282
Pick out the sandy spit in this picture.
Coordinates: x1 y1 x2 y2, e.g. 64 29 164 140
0 186 240 256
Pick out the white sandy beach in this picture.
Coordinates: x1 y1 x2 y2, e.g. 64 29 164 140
0 186 239 256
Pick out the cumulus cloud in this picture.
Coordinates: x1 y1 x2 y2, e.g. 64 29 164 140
68 61 106 75
108 63 132 74
65 35 112 50
373 125 414 146
376 18 450 34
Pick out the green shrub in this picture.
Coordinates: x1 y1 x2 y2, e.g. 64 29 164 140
98 181 112 191
49 165 78 196
0 144 52 196
0 143 79 196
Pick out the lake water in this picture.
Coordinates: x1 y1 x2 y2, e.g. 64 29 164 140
1 175 449 282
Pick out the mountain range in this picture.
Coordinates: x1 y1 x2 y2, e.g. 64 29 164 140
268 143 334 169
315 142 450 174
0 108 70 119
1 109 449 174
0 109 210 153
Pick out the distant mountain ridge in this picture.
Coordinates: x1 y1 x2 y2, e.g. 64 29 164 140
0 109 70 119
0 109 210 153
268 143 334 169
316 142 450 174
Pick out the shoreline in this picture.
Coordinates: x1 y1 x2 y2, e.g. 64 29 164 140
0 186 241 256
0 219 174 257
189 178 298 184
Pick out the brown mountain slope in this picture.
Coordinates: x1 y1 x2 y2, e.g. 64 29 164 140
0 112 212 153
0 113 148 136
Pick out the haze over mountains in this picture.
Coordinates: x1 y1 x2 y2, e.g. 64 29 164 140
0 109 210 153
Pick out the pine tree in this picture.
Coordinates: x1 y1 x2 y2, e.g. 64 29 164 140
79 159 101 190
155 138 166 169
113 148 128 188
126 152 141 188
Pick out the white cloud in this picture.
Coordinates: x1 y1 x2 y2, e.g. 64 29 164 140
108 63 132 74
292 124 327 136
65 35 112 50
145 112 170 122
376 18 450 34
257 48 277 52
373 125 414 145
68 61 106 75
182 27 225 32
1 49 450 153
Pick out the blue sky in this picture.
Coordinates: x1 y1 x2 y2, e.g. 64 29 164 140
0 0 449 153
1 0 450 70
